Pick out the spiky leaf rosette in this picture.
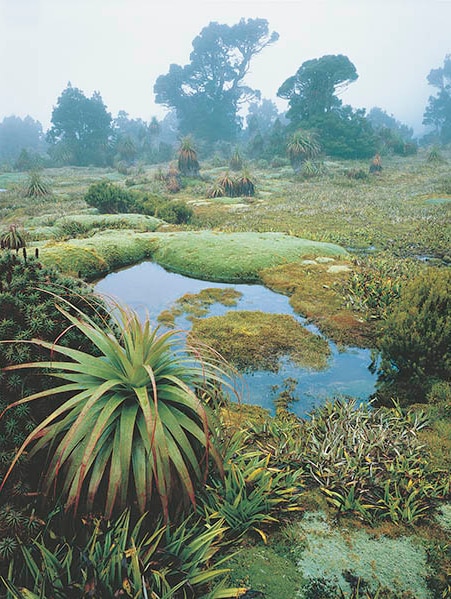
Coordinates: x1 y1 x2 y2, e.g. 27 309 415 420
287 129 321 172
177 137 200 177
0 299 228 519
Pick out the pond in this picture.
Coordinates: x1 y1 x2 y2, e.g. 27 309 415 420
94 261 377 417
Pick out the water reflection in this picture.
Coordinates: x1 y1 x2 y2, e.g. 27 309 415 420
95 261 377 416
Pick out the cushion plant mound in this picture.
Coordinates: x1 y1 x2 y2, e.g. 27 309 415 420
188 310 330 372
38 230 159 278
149 231 349 282
34 230 348 282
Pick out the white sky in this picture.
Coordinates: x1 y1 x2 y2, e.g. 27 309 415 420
0 0 450 134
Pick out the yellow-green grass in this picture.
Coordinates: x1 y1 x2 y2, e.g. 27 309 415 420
261 260 375 346
188 310 330 372
191 153 451 260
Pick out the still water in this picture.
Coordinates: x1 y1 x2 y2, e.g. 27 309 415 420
95 261 377 417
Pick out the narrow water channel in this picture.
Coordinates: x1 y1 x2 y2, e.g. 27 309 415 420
94 261 377 417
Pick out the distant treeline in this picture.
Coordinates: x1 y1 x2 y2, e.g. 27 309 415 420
0 19 449 169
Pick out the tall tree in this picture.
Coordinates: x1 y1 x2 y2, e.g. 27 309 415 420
423 54 451 144
277 55 376 159
277 54 358 124
47 83 113 166
154 18 278 143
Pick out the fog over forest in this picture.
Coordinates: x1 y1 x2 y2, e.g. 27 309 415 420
0 0 450 134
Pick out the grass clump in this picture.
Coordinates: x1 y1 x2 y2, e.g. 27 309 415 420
189 310 330 372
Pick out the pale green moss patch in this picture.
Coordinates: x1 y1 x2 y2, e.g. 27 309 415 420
290 512 431 598
227 545 304 598
189 310 330 372
38 230 158 278
434 503 451 532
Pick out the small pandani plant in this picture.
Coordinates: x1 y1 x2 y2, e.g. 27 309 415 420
0 224 26 252
23 170 51 198
235 169 256 197
207 181 226 198
287 130 321 172
207 170 256 199
427 145 446 164
165 163 181 193
177 137 200 177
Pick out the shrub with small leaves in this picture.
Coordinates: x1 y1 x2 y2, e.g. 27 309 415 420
0 252 111 528
84 180 136 213
376 267 451 404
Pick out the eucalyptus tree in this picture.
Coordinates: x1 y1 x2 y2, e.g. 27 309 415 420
423 54 451 144
277 54 358 124
47 83 113 166
278 55 377 158
154 18 279 143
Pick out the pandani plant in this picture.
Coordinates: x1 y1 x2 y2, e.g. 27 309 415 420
177 137 200 177
287 129 321 172
23 170 51 198
0 296 232 520
0 224 26 252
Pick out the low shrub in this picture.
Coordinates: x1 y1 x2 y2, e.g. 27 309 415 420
84 180 136 213
376 267 451 404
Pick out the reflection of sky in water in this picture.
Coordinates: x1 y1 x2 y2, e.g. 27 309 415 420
95 261 377 417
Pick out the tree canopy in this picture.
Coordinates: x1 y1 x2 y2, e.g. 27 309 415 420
154 18 279 143
0 115 46 166
277 54 358 124
47 83 113 166
423 54 451 144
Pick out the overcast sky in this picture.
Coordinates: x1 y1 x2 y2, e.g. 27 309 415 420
0 0 450 134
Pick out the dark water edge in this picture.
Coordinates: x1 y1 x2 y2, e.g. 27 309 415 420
94 261 377 417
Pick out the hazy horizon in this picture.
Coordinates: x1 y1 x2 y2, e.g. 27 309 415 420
1 0 450 135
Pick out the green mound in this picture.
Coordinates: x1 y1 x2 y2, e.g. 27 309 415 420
150 231 349 282
34 230 349 282
38 230 158 278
